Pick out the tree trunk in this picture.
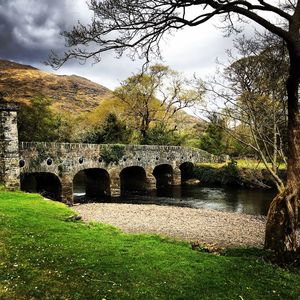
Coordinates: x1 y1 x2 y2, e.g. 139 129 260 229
264 47 300 261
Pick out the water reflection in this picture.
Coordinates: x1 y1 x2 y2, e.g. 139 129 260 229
177 186 275 215
76 185 276 216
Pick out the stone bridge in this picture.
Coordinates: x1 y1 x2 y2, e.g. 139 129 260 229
0 102 219 204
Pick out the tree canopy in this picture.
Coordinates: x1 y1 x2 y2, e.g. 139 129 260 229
18 95 73 142
114 64 203 142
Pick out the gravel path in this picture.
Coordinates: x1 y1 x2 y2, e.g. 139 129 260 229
73 203 267 247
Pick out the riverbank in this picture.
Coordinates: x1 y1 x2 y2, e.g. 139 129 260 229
192 160 286 189
74 203 266 247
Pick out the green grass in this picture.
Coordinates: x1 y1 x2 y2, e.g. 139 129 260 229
236 160 286 170
0 191 299 299
197 159 287 170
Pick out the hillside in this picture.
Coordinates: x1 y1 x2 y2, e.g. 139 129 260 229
0 60 206 143
0 60 112 112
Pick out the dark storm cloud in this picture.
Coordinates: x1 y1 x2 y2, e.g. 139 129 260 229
0 0 243 89
0 0 80 63
0 0 143 88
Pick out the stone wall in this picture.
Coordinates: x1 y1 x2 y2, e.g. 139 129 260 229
0 102 20 190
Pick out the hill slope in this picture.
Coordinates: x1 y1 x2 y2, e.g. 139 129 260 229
0 60 112 112
0 60 206 141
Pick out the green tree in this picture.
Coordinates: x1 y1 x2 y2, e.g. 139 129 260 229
114 64 203 143
49 0 300 259
81 113 131 144
18 96 59 142
143 124 183 145
199 115 225 156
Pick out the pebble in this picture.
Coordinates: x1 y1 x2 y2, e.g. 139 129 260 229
73 203 268 247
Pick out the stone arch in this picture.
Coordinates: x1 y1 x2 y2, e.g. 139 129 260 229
20 172 62 201
73 168 110 202
179 162 194 183
120 166 147 195
153 164 174 188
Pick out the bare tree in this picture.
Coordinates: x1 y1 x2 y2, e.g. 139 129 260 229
49 0 300 260
202 34 288 192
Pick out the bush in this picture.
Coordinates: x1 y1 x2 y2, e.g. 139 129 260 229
142 125 183 145
100 144 125 165
193 160 241 186
81 113 132 144
220 160 241 185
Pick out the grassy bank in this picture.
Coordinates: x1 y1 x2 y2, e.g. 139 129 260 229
192 160 286 188
0 191 299 299
198 159 286 170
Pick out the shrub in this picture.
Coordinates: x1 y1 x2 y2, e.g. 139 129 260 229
101 144 125 165
193 160 241 186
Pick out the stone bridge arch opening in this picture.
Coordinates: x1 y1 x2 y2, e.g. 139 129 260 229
120 166 147 196
73 168 110 203
20 172 62 201
153 164 174 188
180 162 194 184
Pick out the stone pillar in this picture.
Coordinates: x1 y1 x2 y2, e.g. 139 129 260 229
146 173 157 191
173 167 181 186
0 102 20 190
61 175 73 205
110 173 121 197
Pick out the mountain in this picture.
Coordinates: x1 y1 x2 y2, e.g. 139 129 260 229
0 60 112 112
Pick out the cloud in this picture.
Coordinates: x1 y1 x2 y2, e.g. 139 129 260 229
0 0 95 60
161 21 234 78
0 0 145 88
0 0 257 89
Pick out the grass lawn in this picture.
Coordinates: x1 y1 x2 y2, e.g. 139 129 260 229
0 191 299 299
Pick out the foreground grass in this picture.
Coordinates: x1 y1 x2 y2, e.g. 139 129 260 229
0 192 299 299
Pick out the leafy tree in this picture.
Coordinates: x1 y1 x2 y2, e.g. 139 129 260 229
49 0 300 259
53 112 76 143
18 96 59 142
143 124 183 145
199 114 225 155
18 96 75 143
81 113 131 144
114 64 203 143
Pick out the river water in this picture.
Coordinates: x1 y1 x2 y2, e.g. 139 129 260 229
76 185 276 216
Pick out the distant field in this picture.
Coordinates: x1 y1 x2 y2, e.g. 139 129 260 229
0 191 299 299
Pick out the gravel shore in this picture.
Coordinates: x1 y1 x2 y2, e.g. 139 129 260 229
73 203 266 247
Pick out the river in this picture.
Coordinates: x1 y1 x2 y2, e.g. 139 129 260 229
74 185 276 216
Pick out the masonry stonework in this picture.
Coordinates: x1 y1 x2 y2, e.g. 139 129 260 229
18 142 217 203
0 102 20 190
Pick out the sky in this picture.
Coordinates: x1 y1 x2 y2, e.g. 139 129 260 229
0 0 261 90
